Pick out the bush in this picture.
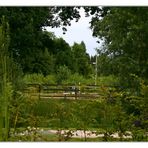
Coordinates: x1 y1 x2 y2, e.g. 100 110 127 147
23 73 45 84
23 74 56 84
97 75 119 86
63 73 87 85
43 75 56 84
56 65 71 84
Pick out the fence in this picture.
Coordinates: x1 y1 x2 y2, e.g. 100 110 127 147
22 84 119 100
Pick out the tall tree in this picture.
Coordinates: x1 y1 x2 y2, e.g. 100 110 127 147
90 7 148 81
72 42 93 77
54 38 74 71
0 7 101 74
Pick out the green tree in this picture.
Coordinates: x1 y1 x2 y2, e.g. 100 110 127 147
30 48 55 75
0 7 101 75
0 7 82 73
91 7 148 81
72 42 93 77
95 52 112 76
56 65 71 84
54 38 74 71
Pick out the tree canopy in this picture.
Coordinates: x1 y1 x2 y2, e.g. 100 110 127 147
0 7 148 142
0 7 147 81
0 7 95 76
90 7 148 84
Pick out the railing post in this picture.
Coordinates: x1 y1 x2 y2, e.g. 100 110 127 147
75 86 77 100
38 84 41 100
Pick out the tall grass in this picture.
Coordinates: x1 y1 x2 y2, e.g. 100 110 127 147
0 17 14 141
23 73 119 86
0 18 11 141
23 73 56 84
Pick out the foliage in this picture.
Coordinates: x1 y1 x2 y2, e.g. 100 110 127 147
0 17 26 141
91 7 148 85
56 65 71 84
23 73 57 84
0 7 147 142
23 73 46 84
74 101 99 141
43 75 56 84
0 7 95 75
116 78 148 141
97 75 119 86
9 91 28 131
7 77 148 141
63 73 93 85
21 99 100 129
0 17 12 141
23 73 119 86
71 42 93 77
54 38 74 71
30 49 55 75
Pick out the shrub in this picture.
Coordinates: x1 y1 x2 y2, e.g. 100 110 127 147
56 65 71 84
97 75 119 86
23 73 57 85
23 73 45 84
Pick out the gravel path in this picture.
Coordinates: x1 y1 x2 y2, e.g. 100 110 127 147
42 129 132 139
14 128 132 139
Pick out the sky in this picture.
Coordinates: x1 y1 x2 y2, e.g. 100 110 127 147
47 8 99 56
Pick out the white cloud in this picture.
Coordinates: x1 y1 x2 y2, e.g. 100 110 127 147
47 8 99 56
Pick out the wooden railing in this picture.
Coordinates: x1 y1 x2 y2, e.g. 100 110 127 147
22 84 120 100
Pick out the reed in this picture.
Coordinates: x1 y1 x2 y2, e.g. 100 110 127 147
0 16 12 141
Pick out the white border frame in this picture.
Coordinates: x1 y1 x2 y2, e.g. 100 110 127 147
0 0 148 6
